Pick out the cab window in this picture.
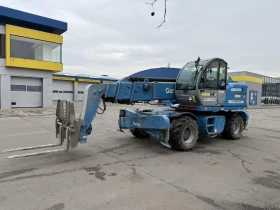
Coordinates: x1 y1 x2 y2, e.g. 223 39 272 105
199 61 219 89
218 61 227 90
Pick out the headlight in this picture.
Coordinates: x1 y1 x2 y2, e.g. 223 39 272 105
188 96 196 102
192 96 196 101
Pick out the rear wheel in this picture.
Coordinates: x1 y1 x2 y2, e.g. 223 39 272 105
130 129 150 138
222 114 244 140
169 116 199 151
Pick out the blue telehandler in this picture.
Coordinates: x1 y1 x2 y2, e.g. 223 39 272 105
4 57 249 158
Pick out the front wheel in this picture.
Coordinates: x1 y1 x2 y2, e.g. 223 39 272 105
222 114 244 140
169 116 199 151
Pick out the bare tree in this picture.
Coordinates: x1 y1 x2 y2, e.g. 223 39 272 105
146 0 167 29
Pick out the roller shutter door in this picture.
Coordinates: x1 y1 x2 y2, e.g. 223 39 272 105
11 77 42 108
52 80 74 101
77 82 92 101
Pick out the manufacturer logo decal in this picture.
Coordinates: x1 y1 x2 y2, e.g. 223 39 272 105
166 88 174 93
228 100 244 104
202 92 210 96
133 122 140 127
231 88 242 92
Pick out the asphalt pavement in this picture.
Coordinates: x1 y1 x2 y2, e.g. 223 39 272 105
0 103 279 210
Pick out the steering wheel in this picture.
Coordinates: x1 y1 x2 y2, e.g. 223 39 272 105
207 76 215 81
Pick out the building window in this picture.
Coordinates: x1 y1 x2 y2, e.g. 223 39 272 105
10 35 62 63
11 85 26 91
0 34 5 58
27 86 42 92
78 91 84 94
53 90 58 93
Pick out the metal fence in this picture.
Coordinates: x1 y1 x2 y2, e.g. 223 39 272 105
262 76 280 106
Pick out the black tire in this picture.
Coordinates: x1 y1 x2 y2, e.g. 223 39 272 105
169 116 199 151
222 114 244 140
130 129 150 138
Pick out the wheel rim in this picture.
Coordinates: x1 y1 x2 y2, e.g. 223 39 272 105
233 121 241 134
183 126 194 144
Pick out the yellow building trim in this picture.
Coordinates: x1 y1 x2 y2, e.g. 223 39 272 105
9 58 63 71
5 30 10 67
230 75 262 84
53 76 75 81
78 78 100 83
6 24 63 44
74 81 79 86
5 24 63 72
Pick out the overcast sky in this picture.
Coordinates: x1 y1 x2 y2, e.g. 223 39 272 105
2 0 280 79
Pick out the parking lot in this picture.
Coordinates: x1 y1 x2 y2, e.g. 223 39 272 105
0 102 279 210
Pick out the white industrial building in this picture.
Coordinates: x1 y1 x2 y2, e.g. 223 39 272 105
0 6 117 109
52 73 117 102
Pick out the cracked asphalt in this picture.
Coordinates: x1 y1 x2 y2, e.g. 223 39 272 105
0 103 280 210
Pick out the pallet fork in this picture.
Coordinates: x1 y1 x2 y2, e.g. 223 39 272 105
2 100 81 159
2 85 105 159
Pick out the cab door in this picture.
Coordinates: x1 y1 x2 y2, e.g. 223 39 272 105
217 61 227 104
197 59 227 106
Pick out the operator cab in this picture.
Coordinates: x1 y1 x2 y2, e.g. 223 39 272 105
175 57 228 107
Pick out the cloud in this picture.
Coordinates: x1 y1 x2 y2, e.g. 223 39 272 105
1 0 280 79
